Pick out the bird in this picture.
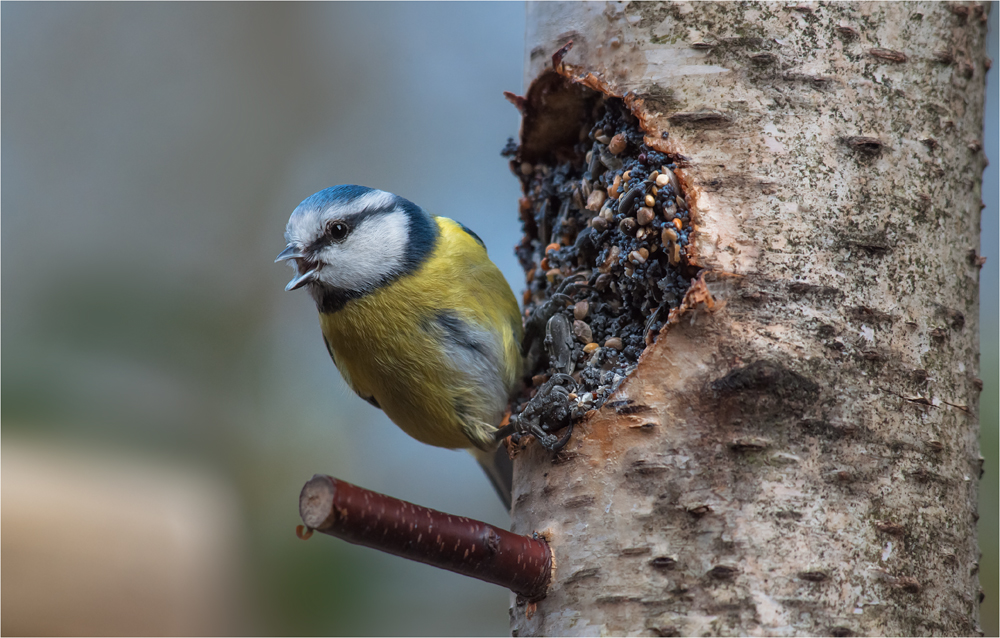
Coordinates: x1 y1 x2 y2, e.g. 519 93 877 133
276 185 524 508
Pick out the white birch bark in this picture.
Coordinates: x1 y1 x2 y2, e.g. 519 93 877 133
510 2 989 635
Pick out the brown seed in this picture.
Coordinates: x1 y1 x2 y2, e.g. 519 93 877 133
619 217 637 235
546 268 562 282
629 250 646 265
644 194 656 207
624 266 634 277
662 227 678 243
673 218 683 230
676 194 688 210
639 247 649 260
637 207 655 225
520 162 533 175
623 170 631 182
608 133 627 155
661 166 680 194
532 373 549 386
583 342 600 354
670 243 681 265
655 174 669 187
604 337 623 350
595 133 611 145
574 300 590 320
545 242 560 254
649 170 660 181
586 189 607 211
609 174 622 199
599 246 620 273
573 320 594 344
590 216 608 232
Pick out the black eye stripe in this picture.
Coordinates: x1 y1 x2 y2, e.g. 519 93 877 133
307 204 399 254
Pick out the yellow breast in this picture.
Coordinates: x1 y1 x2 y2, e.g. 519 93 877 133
318 217 523 450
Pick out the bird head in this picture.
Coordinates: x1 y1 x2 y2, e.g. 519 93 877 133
276 185 437 309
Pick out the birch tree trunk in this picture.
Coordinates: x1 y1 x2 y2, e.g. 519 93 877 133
509 2 989 635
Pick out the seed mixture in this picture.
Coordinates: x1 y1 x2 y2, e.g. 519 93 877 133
502 96 696 450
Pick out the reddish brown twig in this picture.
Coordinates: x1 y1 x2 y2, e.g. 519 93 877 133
298 474 553 599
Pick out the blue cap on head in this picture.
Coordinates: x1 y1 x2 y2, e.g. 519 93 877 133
296 185 379 212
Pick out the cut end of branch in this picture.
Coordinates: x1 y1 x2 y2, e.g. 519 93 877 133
300 474 337 530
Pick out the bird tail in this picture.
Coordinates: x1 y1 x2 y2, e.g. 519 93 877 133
470 446 513 511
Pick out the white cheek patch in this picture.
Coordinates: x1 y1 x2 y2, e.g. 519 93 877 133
315 210 410 291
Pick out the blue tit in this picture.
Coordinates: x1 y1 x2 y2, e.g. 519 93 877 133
276 185 524 508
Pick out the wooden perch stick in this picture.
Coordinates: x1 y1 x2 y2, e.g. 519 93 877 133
298 474 553 599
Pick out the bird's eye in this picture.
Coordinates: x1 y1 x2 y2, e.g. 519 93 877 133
327 221 350 242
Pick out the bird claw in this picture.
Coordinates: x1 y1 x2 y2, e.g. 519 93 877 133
504 373 578 451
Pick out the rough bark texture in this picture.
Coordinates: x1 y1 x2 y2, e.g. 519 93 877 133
510 2 988 636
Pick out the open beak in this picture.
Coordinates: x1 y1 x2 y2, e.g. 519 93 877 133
275 245 303 263
276 245 319 291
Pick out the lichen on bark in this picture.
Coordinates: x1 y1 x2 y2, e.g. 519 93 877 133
511 2 988 636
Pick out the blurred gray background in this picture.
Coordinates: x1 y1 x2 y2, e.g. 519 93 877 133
1 2 996 636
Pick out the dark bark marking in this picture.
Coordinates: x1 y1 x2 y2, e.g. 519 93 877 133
848 305 894 325
895 576 921 594
707 565 738 580
667 110 732 129
750 52 778 65
711 360 820 402
868 48 908 63
800 418 859 439
875 520 907 536
685 503 712 517
798 570 829 582
627 460 671 477
782 72 833 88
650 556 678 569
835 25 858 39
564 494 597 509
846 238 894 255
615 403 653 416
774 509 803 520
934 49 956 64
564 567 600 584
788 281 844 299
728 437 771 451
842 136 884 156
